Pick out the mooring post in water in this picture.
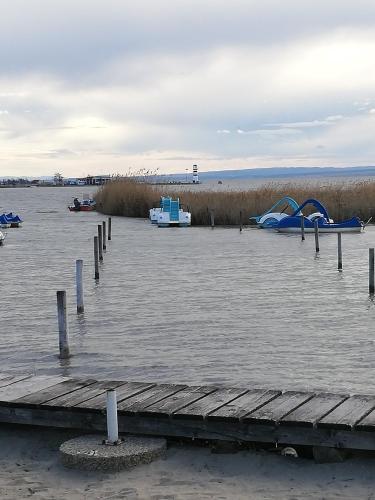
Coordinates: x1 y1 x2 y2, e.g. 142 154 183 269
102 220 107 251
314 219 320 253
94 236 99 280
210 210 215 229
369 248 375 294
337 233 342 271
56 290 70 359
301 215 305 241
108 217 112 241
106 389 119 444
240 210 243 232
75 259 84 313
98 224 103 261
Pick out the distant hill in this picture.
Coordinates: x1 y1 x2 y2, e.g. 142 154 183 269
166 166 375 182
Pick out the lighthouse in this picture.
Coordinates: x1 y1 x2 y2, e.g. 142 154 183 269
192 164 199 184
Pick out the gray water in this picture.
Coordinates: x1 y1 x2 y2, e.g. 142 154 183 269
1 186 375 394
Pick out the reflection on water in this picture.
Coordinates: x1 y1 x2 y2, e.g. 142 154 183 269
1 186 375 394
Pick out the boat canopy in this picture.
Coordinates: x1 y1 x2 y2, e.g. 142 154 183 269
291 198 330 220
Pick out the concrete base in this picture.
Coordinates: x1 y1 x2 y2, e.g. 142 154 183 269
312 446 347 464
60 434 167 471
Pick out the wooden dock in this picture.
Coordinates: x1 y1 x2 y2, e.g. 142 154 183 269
2 373 375 451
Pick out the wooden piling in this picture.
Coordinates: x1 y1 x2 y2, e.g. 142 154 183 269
102 221 106 251
240 210 243 232
94 236 99 280
369 248 375 294
108 217 112 241
98 225 103 261
75 259 84 313
314 220 320 253
301 216 305 241
210 210 215 229
337 233 342 271
56 291 70 359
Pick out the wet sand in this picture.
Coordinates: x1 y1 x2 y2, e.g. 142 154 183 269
1 425 375 499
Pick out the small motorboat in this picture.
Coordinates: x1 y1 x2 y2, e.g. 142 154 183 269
155 197 191 227
275 198 363 233
250 196 301 228
0 230 5 245
68 198 96 212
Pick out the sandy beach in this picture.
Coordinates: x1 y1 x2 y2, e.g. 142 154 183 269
0 425 374 499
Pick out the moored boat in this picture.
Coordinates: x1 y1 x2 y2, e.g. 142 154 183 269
250 196 301 228
276 198 363 233
155 197 191 227
0 230 5 245
68 198 96 212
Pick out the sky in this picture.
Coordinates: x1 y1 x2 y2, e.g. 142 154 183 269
1 0 375 177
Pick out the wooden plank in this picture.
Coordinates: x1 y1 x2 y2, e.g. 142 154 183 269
243 391 314 425
42 380 126 408
0 374 31 388
280 393 348 427
142 386 217 417
118 384 187 413
208 389 281 421
318 395 375 430
76 382 155 409
353 404 375 432
14 379 96 406
173 388 248 420
0 376 67 402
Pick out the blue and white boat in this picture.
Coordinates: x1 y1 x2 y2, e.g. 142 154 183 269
251 196 301 228
149 197 164 224
0 213 23 228
276 198 363 233
155 197 191 227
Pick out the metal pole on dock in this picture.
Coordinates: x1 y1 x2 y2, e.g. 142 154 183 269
337 233 342 271
210 210 215 229
108 217 112 241
106 389 119 444
98 224 103 261
301 215 305 241
94 236 99 280
102 220 107 251
56 291 70 359
75 259 84 313
314 220 320 253
370 248 375 294
240 210 243 232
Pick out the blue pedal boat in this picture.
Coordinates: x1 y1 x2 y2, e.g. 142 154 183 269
250 196 301 228
275 198 363 233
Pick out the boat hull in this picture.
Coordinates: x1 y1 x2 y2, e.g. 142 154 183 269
277 226 363 233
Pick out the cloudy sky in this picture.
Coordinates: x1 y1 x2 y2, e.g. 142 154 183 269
1 0 375 177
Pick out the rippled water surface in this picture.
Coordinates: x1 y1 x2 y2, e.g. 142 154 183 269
2 186 375 394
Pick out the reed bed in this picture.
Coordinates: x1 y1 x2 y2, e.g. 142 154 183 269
95 178 375 225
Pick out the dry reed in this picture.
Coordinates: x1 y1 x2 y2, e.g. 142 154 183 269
95 178 375 225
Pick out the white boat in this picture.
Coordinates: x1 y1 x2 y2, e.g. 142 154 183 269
0 231 6 245
152 197 191 227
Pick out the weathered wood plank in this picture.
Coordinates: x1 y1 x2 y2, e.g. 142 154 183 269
142 386 217 417
42 380 126 408
173 388 248 420
318 395 375 430
353 405 375 431
0 375 31 388
118 384 186 413
208 389 281 422
280 393 348 427
243 391 314 425
0 376 67 402
14 379 96 406
76 382 155 409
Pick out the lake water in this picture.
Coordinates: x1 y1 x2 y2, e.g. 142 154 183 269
1 186 375 395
